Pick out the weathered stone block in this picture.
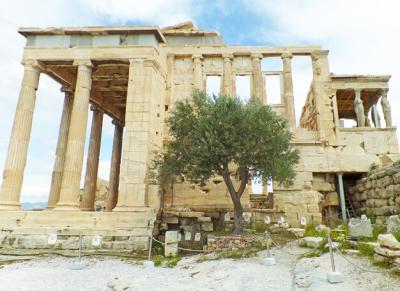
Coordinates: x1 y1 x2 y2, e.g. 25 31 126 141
393 172 400 184
375 247 400 257
299 237 324 248
378 233 400 250
201 222 214 232
198 216 211 222
15 235 48 249
348 217 372 238
387 215 400 234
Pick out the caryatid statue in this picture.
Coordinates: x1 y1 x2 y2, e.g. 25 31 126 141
380 90 392 127
354 89 365 127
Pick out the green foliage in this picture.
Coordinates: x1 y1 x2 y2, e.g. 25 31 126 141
153 255 181 268
151 240 164 256
197 248 256 262
393 230 400 241
303 226 327 238
252 222 268 233
356 243 375 258
156 90 299 188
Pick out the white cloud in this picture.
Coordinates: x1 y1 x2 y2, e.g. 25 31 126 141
81 0 197 26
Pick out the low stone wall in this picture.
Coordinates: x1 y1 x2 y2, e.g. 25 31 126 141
0 233 149 255
206 235 254 251
249 194 273 209
348 161 400 220
0 210 154 255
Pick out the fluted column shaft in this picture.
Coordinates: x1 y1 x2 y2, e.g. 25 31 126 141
193 54 203 90
251 54 264 103
222 54 234 96
47 88 73 208
55 60 92 210
81 105 103 211
106 120 124 211
281 52 296 129
0 60 40 210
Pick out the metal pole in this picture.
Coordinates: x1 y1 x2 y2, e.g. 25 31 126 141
148 235 153 261
337 173 347 223
78 234 82 261
327 230 336 272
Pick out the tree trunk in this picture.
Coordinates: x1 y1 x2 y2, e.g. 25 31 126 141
232 194 244 234
220 168 248 234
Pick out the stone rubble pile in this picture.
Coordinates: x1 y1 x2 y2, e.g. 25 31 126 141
206 235 254 252
373 233 400 266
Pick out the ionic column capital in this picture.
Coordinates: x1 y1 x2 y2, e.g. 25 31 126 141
21 59 42 72
90 104 104 113
311 50 329 61
281 51 293 59
222 53 234 61
251 53 263 61
73 59 93 68
112 119 124 127
60 85 73 94
192 54 203 61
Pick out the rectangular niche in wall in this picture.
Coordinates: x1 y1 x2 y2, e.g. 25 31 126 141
236 75 251 103
206 76 221 96
265 74 282 105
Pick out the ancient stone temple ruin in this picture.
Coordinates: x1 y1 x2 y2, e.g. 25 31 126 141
0 22 398 252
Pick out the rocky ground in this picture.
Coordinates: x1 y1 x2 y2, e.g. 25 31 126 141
0 243 399 291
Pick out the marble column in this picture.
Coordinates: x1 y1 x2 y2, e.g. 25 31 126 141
222 54 234 96
354 89 365 127
81 105 104 211
47 87 73 208
281 52 296 129
106 120 124 211
251 54 264 103
0 60 41 210
193 54 203 90
55 60 92 210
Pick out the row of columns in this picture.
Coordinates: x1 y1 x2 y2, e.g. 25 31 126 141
353 89 392 128
191 52 296 129
0 59 124 211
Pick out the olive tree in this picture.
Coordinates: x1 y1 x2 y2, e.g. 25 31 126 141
156 90 299 233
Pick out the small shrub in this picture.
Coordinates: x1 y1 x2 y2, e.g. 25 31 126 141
393 230 400 241
151 240 164 256
356 243 375 258
153 255 181 268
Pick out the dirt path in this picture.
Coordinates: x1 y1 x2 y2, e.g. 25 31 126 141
0 245 398 291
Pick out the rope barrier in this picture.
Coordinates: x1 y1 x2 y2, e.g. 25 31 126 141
332 243 400 274
263 231 320 256
151 236 207 253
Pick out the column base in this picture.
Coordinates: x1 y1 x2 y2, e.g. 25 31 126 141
53 204 80 211
80 207 94 211
0 203 20 210
113 205 149 212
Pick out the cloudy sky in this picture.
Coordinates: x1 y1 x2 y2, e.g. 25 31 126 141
0 0 399 202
